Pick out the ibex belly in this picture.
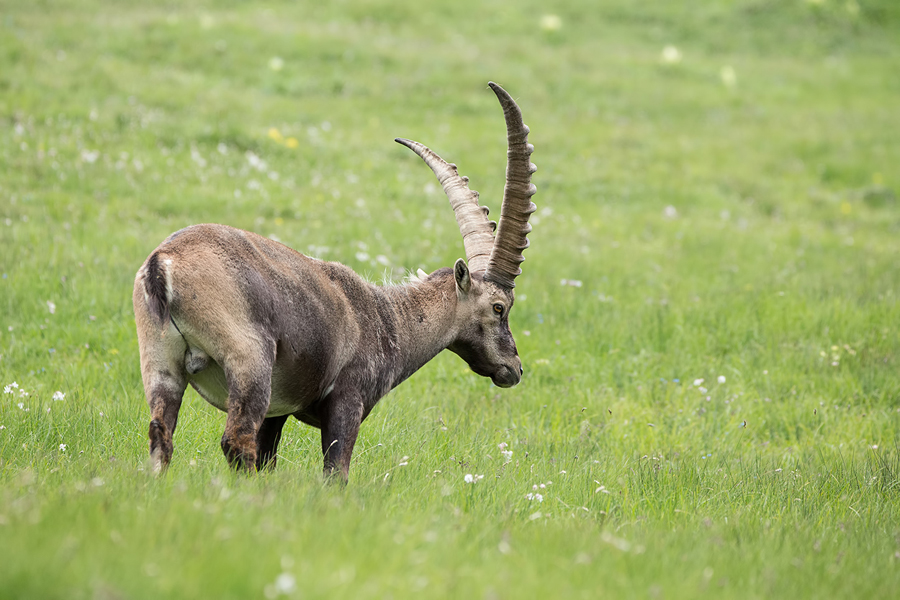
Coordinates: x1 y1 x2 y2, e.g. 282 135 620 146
186 350 332 418
187 360 229 412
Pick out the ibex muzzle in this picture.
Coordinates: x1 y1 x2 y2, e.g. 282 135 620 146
133 83 536 481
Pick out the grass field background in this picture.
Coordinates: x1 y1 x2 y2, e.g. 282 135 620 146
1 0 899 597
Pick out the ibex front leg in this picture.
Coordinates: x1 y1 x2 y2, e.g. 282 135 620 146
219 341 276 472
320 391 365 483
256 414 289 471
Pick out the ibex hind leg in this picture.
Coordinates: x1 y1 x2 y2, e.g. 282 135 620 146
147 385 184 473
219 340 276 472
136 325 188 473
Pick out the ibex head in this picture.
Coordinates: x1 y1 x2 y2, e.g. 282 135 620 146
446 258 521 387
397 82 536 388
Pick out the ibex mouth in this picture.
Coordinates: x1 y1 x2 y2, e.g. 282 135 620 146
492 365 521 388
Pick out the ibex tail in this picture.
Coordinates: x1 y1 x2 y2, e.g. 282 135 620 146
142 251 171 325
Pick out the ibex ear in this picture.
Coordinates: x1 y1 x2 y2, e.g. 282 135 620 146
454 259 471 295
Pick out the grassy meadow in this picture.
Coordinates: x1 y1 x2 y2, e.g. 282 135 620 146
2 0 900 597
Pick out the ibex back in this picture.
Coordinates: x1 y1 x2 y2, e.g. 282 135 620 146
133 82 536 481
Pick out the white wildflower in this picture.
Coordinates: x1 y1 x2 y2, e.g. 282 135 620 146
693 378 704 386
274 573 295 594
717 375 726 384
464 473 483 484
190 147 207 168
47 300 56 314
264 571 296 598
3 382 18 394
81 149 100 163
52 391 65 401
661 45 682 64
540 14 562 31
720 65 737 88
59 443 67 452
245 151 268 172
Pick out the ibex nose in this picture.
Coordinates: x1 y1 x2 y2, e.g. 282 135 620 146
519 364 524 376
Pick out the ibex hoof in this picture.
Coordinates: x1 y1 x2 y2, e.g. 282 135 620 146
221 433 258 473
148 419 173 473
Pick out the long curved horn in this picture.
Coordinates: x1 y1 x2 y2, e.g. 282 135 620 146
484 82 537 289
395 137 496 273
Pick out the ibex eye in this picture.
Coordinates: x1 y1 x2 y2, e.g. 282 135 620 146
493 304 504 316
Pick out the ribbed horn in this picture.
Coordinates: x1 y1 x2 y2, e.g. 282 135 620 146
483 82 537 290
395 137 496 273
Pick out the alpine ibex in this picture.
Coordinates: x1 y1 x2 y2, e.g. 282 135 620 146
133 82 536 481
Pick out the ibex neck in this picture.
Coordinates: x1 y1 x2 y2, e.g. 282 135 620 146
377 269 458 388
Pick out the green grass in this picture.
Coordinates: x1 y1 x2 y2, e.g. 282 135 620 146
2 0 899 597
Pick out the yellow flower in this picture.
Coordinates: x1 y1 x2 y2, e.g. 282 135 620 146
268 128 283 143
285 137 299 149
